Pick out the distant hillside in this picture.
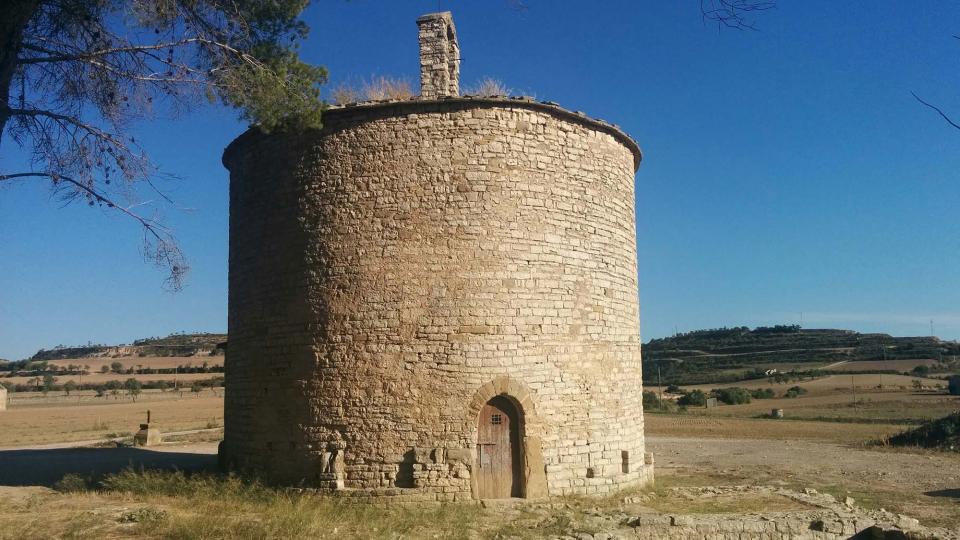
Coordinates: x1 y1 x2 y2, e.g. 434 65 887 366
643 325 960 385
30 332 227 361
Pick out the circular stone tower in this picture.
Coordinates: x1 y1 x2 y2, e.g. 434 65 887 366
221 12 653 500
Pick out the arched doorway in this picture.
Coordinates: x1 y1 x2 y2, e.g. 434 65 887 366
476 396 523 498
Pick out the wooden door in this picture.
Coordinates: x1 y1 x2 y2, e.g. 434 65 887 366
476 396 520 498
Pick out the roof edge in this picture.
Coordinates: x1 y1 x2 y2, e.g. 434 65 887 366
223 96 642 171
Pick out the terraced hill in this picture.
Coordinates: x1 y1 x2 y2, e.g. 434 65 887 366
29 333 227 361
643 326 960 385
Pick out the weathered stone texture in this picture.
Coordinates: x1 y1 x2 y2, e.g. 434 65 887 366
417 12 459 98
222 97 650 499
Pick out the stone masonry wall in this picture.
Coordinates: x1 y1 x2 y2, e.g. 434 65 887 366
417 12 459 99
223 98 650 499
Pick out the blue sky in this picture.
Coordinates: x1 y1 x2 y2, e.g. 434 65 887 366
2 1 960 359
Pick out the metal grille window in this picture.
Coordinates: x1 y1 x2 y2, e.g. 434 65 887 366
491 414 502 425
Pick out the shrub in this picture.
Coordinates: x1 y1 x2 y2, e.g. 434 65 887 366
665 384 683 394
54 473 93 492
887 411 960 450
677 389 707 407
329 82 363 105
750 388 776 399
911 365 930 377
642 391 659 410
118 507 168 523
784 386 808 398
712 387 752 405
124 378 142 401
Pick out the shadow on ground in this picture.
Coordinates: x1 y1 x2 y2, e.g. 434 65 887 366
0 446 217 487
924 488 960 499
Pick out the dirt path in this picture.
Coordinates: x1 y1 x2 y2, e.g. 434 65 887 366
647 435 960 528
822 360 849 369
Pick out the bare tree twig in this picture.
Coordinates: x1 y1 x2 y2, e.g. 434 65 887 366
912 92 960 131
0 172 163 234
701 0 776 31
0 171 187 290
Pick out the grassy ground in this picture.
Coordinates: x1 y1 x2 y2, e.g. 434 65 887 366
666 375 959 426
644 413 906 443
824 359 938 372
2 363 958 536
678 392 960 425
0 470 486 540
682 373 947 394
0 469 823 540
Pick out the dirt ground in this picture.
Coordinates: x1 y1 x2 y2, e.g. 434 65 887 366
0 395 225 447
646 434 960 529
0 433 957 532
1 377 958 534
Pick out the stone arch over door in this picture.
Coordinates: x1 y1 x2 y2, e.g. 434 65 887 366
466 376 548 499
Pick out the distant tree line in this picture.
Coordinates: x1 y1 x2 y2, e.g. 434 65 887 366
643 384 808 411
1 360 223 378
0 376 223 395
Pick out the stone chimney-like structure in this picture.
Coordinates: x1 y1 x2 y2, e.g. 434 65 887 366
417 12 459 98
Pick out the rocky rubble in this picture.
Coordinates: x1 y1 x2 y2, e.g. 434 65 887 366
523 486 957 540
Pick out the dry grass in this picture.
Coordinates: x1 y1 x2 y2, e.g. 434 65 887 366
826 359 938 372
0 470 487 540
328 82 364 105
363 76 413 100
0 469 831 540
668 382 960 425
644 490 807 515
684 373 945 395
462 77 511 97
0 395 225 447
328 76 414 104
645 414 906 443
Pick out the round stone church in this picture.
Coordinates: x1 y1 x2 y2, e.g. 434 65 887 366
221 12 654 500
